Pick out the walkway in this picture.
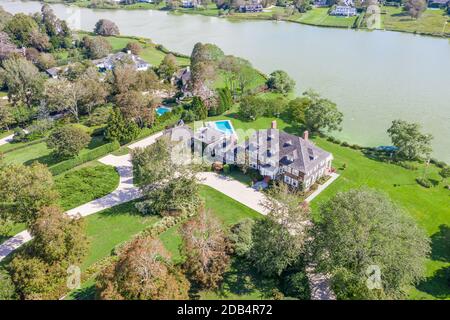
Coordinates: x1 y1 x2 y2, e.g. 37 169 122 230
305 173 340 203
0 134 13 147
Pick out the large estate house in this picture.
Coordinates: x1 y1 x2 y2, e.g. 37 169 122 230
93 51 151 72
330 5 357 16
161 121 333 191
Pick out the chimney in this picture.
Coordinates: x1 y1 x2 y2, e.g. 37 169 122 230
303 130 309 141
271 120 277 129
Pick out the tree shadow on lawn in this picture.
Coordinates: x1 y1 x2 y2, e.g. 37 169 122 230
430 224 450 263
197 258 280 299
416 265 450 299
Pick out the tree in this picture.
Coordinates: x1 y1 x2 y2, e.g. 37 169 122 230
0 270 16 300
387 120 433 161
0 162 58 225
94 19 120 36
0 31 20 60
191 96 208 120
181 208 231 289
238 95 265 121
286 96 311 125
46 125 90 158
4 13 40 48
267 70 296 94
136 175 201 216
82 36 112 59
77 67 108 115
264 96 287 117
131 137 174 188
96 236 189 300
116 90 154 128
209 87 233 116
303 90 343 133
125 41 141 54
229 218 255 258
438 167 450 185
404 0 427 19
104 107 140 144
158 53 178 81
35 52 56 70
0 104 14 130
44 78 86 122
249 183 310 277
8 205 88 299
311 188 430 299
1 56 45 108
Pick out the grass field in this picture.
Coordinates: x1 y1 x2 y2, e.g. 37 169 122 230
99 34 190 67
382 7 449 36
0 135 106 166
206 111 450 299
291 7 358 28
54 164 120 211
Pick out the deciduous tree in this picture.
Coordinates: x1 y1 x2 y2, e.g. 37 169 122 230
46 125 90 158
181 208 231 289
303 90 343 133
0 162 58 225
96 236 189 300
387 119 433 160
404 0 427 19
267 70 296 94
94 19 120 36
311 188 430 299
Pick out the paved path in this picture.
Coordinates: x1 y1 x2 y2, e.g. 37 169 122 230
0 134 13 147
305 173 340 203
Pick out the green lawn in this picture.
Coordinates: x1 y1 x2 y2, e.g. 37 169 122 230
100 35 190 67
291 7 358 28
206 111 450 299
382 7 449 36
0 135 106 166
54 163 120 211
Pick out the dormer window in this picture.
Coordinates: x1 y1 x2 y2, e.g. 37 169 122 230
308 148 316 160
284 140 292 147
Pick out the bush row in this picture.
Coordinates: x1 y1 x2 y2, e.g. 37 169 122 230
416 178 433 188
49 140 120 176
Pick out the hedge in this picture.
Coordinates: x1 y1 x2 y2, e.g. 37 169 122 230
49 141 120 176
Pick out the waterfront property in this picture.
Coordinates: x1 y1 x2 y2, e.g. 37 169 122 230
428 0 449 8
93 51 151 72
239 1 264 13
330 5 357 16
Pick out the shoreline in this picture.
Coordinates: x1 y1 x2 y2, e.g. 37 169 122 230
38 0 450 39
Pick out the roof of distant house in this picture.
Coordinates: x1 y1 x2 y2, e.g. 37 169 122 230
94 51 150 69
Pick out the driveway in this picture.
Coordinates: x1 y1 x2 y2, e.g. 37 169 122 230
0 134 14 147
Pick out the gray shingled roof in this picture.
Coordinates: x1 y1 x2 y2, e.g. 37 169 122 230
247 129 332 174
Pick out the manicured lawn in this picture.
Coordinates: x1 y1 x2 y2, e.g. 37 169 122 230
101 35 190 67
292 8 358 28
382 7 449 36
54 164 120 210
0 130 12 139
207 112 450 299
0 135 106 166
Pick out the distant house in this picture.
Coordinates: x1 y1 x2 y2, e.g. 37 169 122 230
93 51 151 72
181 0 198 8
239 3 264 13
46 67 60 79
330 5 357 16
137 0 154 3
427 0 449 7
314 0 329 7
172 66 192 98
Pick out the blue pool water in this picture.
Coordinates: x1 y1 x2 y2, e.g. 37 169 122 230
214 120 234 135
156 106 171 116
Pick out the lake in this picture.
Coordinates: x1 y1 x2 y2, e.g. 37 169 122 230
2 0 450 162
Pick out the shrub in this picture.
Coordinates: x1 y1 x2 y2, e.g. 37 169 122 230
397 161 418 171
125 42 141 55
49 141 120 176
416 177 432 188
12 127 27 143
283 271 310 300
229 218 255 258
341 141 350 147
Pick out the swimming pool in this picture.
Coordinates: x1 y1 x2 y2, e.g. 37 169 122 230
156 106 171 116
214 120 235 136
